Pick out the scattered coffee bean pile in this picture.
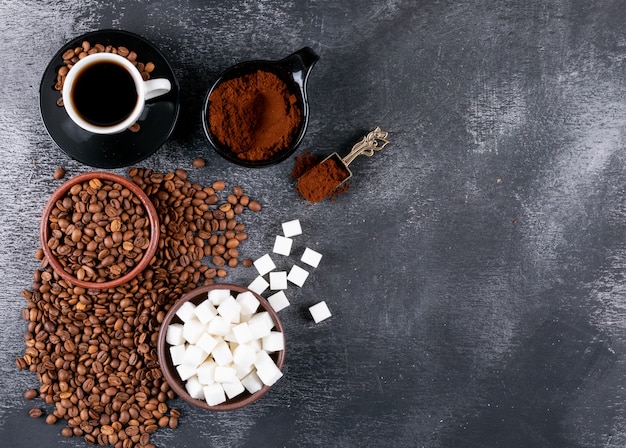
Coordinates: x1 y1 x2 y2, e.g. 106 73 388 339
46 178 152 283
17 168 261 448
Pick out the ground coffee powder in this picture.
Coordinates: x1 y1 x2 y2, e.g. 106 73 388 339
208 70 301 162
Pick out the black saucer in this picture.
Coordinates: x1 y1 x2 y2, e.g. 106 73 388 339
39 29 180 168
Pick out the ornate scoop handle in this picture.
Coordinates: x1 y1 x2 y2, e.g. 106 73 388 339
342 127 390 167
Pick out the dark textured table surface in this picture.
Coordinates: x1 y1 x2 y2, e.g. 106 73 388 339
2 1 626 447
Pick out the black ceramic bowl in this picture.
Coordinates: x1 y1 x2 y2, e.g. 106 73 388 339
202 47 319 168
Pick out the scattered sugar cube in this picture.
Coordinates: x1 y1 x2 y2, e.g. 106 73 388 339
217 296 242 323
183 344 208 368
176 363 196 381
232 322 254 344
254 351 283 386
182 318 206 344
236 291 260 315
253 254 276 276
272 235 293 256
248 311 274 339
309 301 332 323
222 377 245 399
196 333 218 355
184 375 205 400
197 360 217 385
214 366 236 383
208 289 231 305
194 300 218 324
301 247 323 268
203 383 226 406
233 343 257 367
287 264 309 287
282 219 302 237
241 371 264 394
269 271 288 290
211 341 234 366
267 291 290 312
169 344 187 366
207 316 232 336
175 301 197 322
248 276 269 295
262 331 285 353
166 323 185 346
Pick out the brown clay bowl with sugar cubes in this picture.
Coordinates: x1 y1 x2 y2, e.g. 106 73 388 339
157 283 286 411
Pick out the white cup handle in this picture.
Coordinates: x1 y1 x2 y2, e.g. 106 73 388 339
144 78 171 101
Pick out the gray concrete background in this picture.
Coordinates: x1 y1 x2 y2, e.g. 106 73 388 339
1 1 626 447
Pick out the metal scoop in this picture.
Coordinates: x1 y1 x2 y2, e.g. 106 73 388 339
296 127 390 202
325 126 390 185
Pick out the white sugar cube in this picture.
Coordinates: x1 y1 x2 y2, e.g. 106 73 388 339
309 301 332 323
217 296 242 323
208 288 231 305
203 383 226 406
175 301 197 322
253 254 276 276
269 271 288 290
281 219 302 237
184 375 205 400
247 337 262 353
182 318 206 344
166 323 185 346
287 264 309 287
211 341 234 366
241 371 264 394
262 331 285 353
183 344 208 368
194 300 218 324
301 247 323 268
267 291 290 312
248 276 269 295
236 291 260 315
254 351 283 386
248 311 274 339
233 343 257 367
222 377 245 399
207 316 231 336
272 235 293 256
197 360 217 385
214 365 236 383
235 363 254 380
176 363 196 381
169 344 187 366
232 322 254 344
196 333 218 355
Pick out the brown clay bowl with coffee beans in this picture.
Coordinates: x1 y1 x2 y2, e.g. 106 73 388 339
40 171 159 289
157 283 286 411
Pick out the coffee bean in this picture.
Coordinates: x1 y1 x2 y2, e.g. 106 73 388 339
24 388 38 400
29 408 44 418
53 167 66 180
192 157 206 168
248 200 262 212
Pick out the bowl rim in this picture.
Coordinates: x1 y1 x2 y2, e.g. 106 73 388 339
40 171 160 290
157 283 286 411
201 59 309 168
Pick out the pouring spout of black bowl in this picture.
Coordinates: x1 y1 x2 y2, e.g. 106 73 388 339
278 47 320 91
